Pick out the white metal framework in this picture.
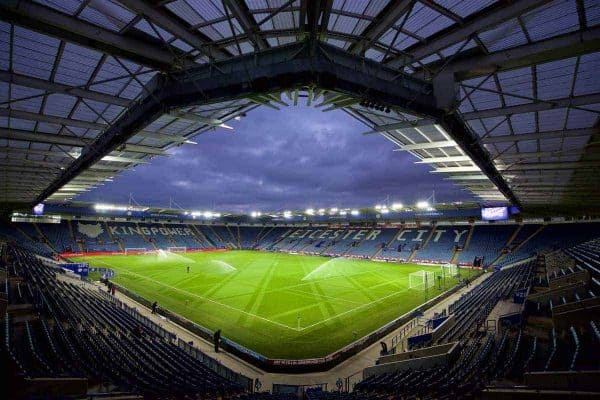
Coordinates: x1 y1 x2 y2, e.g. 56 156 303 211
441 264 458 278
123 247 147 254
1 0 598 211
409 270 435 290
167 246 187 253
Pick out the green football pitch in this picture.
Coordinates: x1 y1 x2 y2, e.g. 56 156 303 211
72 250 466 359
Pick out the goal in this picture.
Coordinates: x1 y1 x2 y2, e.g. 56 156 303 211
441 264 459 278
167 246 187 253
409 270 435 290
124 247 147 254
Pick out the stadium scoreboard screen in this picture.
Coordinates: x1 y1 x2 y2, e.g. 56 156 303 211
481 207 509 221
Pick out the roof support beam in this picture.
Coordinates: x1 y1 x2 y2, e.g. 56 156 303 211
431 166 482 173
394 140 457 151
118 0 230 61
0 108 104 130
362 118 436 134
386 0 551 67
461 93 600 120
224 0 269 50
0 71 131 107
448 26 600 80
500 161 600 171
349 0 413 55
0 128 166 155
416 155 472 163
445 175 491 181
480 128 597 144
0 0 193 70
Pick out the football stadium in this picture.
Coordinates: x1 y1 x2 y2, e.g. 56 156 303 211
1 0 600 399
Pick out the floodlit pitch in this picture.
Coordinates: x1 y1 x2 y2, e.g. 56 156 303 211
73 250 466 359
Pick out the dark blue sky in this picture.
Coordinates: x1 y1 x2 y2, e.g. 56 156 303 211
77 105 474 212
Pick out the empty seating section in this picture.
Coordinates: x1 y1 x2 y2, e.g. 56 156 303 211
378 228 431 261
347 228 398 258
104 223 149 250
441 262 533 344
253 226 283 250
198 226 228 248
458 224 515 266
240 227 263 249
2 245 247 396
0 224 51 256
211 226 238 247
414 225 470 263
3 222 600 398
71 221 120 252
566 238 600 290
3 221 600 268
38 222 75 253
503 223 600 266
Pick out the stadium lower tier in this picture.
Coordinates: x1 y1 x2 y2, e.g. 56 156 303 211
1 220 599 267
3 231 600 398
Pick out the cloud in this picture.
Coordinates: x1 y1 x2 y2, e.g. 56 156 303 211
77 105 474 211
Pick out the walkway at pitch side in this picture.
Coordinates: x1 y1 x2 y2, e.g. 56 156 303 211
85 271 490 391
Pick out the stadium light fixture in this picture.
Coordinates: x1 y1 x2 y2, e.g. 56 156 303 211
391 203 403 210
305 208 315 215
381 208 390 214
283 211 292 218
374 205 382 210
213 213 222 218
318 208 326 215
351 209 360 216
251 211 262 218
330 207 338 214
416 201 429 209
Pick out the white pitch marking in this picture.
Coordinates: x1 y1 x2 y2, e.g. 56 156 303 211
87 258 301 332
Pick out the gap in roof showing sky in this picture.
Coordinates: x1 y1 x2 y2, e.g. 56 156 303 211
75 104 476 211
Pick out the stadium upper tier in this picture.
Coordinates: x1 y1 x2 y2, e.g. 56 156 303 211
1 220 599 268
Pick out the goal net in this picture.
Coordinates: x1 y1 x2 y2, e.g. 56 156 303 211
167 246 187 253
124 247 147 254
409 270 435 290
441 264 459 277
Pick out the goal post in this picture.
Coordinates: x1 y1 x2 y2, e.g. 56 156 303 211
167 246 187 253
409 270 435 290
441 263 459 278
124 247 147 254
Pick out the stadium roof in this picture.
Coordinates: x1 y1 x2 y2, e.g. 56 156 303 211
1 0 599 211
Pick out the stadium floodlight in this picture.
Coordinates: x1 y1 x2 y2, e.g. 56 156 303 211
416 201 430 209
330 207 338 214
380 208 390 214
94 203 121 211
339 210 347 216
351 209 360 216
305 208 315 215
374 205 382 210
318 208 326 215
391 203 403 210
283 211 292 218
251 211 262 218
